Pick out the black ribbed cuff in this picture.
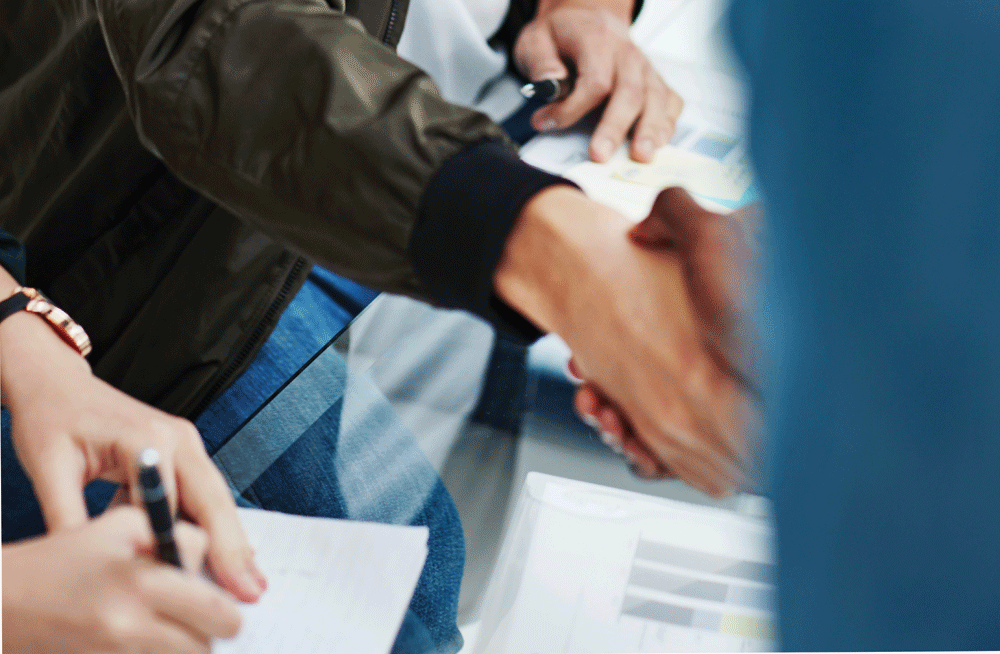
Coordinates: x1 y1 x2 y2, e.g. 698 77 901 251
409 140 577 342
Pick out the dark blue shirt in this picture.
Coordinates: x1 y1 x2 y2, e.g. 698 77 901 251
729 0 1000 649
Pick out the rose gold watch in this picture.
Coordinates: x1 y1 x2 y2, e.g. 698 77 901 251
0 286 92 357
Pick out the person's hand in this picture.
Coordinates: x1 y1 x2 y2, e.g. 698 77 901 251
571 188 762 482
495 185 748 496
630 188 760 379
514 0 684 163
2 506 242 653
0 274 266 603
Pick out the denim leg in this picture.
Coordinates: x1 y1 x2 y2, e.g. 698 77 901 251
210 346 465 654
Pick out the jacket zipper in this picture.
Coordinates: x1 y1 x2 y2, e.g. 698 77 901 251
382 0 400 44
189 255 309 419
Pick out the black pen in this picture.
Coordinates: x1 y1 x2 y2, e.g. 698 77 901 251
138 448 182 567
520 76 574 103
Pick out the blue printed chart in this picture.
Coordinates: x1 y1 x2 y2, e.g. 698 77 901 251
621 539 774 649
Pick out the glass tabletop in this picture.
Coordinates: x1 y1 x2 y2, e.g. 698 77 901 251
220 290 772 653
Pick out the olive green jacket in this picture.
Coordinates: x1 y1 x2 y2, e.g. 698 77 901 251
1 0 545 417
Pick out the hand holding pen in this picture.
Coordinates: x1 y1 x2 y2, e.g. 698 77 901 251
3 505 243 652
512 2 684 163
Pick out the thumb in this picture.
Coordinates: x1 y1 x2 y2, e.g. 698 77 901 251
631 186 738 330
515 22 570 84
629 187 709 249
30 440 91 531
631 188 757 387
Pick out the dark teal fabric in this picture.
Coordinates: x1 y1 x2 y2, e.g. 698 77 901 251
0 229 26 284
729 0 1000 649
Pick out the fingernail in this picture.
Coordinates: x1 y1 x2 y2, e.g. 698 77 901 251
582 414 601 430
240 571 264 596
564 361 583 384
251 560 268 592
628 461 657 479
694 478 724 497
540 118 558 131
624 452 654 478
593 137 613 161
600 431 625 455
636 138 654 159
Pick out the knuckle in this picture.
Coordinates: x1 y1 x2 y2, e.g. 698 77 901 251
577 11 603 34
140 415 179 449
581 74 613 99
172 417 202 446
514 24 545 57
618 78 645 102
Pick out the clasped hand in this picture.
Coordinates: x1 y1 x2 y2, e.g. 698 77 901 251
572 188 760 496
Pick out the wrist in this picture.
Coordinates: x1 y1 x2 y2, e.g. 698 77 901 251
493 186 631 337
0 309 92 410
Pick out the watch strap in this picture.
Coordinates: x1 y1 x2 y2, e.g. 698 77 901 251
0 290 31 320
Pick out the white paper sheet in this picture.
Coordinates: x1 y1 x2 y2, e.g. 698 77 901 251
473 474 774 654
214 508 428 654
561 144 749 220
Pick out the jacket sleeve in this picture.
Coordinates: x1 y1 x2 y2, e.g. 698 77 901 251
94 0 567 333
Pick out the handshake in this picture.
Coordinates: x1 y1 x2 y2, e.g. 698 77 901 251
505 186 762 498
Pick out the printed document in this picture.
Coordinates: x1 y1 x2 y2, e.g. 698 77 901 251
473 473 774 653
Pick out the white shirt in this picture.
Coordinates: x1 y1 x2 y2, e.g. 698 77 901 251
396 0 518 116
